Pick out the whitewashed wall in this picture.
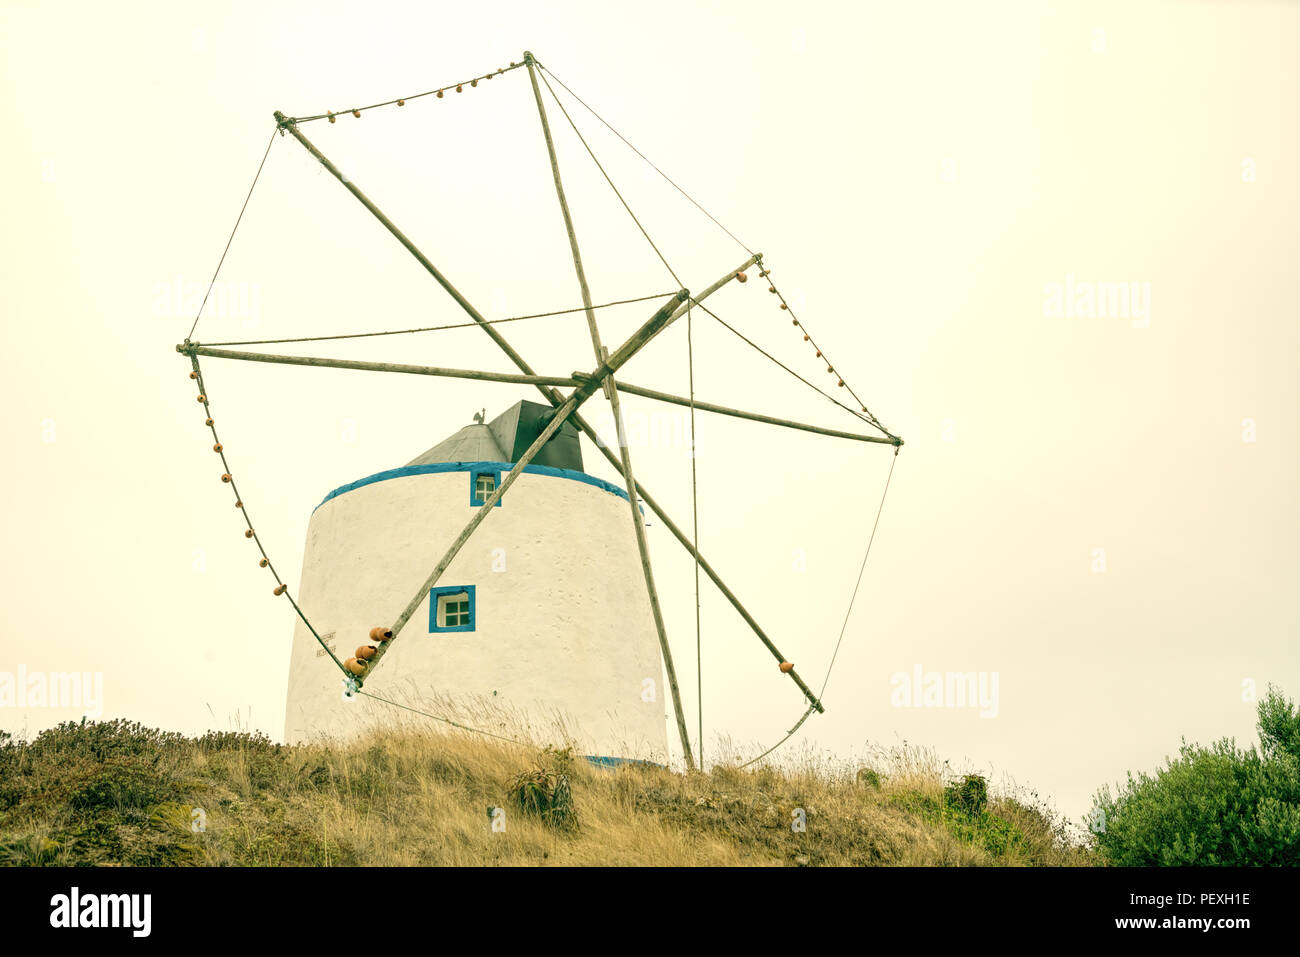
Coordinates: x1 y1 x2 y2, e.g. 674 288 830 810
283 467 669 762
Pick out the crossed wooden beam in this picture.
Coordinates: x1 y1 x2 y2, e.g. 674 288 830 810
178 58 902 767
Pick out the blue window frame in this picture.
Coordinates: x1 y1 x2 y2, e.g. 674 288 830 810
469 468 503 507
429 585 476 633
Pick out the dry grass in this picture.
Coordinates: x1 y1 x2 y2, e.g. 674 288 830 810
0 719 1093 866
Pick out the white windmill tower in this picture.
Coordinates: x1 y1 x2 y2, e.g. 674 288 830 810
283 401 670 761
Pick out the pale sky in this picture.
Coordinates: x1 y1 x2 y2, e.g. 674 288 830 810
1 0 1296 827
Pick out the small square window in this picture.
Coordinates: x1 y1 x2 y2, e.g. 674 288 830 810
469 469 503 507
440 594 470 628
429 584 475 633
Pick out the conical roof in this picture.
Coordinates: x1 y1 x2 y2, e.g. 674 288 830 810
405 423 508 466
404 400 584 471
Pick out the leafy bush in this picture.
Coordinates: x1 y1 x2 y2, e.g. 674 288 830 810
1090 686 1300 866
22 718 185 764
942 805 1029 857
68 761 176 812
1258 686 1300 762
944 774 988 816
928 774 1036 858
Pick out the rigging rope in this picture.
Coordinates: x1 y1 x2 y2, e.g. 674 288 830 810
187 129 277 340
536 68 683 288
739 706 816 770
739 445 900 768
357 689 533 748
536 65 893 440
188 356 349 677
289 61 526 124
195 292 678 346
690 298 877 428
818 445 899 700
537 63 756 258
762 269 894 438
687 301 704 769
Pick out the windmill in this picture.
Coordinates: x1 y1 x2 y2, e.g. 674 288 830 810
176 51 902 770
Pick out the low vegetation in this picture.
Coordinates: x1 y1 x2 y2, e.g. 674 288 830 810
11 687 1292 866
1089 685 1300 866
0 719 1084 866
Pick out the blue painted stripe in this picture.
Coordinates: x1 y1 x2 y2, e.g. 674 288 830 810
584 755 666 770
315 461 633 512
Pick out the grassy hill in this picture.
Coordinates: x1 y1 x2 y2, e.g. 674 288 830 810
0 718 1088 866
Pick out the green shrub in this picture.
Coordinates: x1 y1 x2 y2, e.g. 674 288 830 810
22 718 184 765
942 807 1028 857
944 774 988 816
194 730 279 754
1258 684 1300 762
68 761 176 812
1090 687 1300 866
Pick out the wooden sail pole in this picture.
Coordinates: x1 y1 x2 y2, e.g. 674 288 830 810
177 346 893 447
570 418 827 711
523 50 695 769
175 345 577 388
271 110 542 382
269 108 826 709
359 289 688 686
611 381 902 445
